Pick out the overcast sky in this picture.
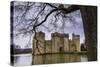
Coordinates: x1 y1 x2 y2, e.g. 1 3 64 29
13 2 85 48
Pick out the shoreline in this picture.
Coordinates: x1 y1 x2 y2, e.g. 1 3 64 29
11 51 87 55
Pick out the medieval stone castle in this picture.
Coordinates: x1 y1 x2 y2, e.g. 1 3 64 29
33 31 80 55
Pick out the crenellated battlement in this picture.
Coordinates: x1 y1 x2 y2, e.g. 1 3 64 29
33 31 80 55
51 32 69 38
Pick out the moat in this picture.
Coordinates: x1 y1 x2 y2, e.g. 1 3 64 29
13 53 88 66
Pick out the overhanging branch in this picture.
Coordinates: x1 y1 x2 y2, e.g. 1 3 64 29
34 5 79 28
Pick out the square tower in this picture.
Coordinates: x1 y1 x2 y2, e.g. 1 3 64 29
33 31 45 55
72 33 80 52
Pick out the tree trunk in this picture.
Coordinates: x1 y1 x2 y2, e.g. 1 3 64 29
80 6 97 61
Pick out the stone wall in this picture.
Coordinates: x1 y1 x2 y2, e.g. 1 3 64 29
33 32 80 55
72 33 80 52
33 32 45 55
63 37 69 52
45 40 52 53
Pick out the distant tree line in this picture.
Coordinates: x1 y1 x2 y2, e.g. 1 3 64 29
11 44 32 55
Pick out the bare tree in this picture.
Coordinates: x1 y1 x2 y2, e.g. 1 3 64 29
11 1 80 54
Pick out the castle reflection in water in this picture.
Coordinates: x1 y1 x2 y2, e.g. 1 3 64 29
31 31 86 65
13 54 88 66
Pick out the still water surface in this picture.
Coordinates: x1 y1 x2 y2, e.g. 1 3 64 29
13 54 88 66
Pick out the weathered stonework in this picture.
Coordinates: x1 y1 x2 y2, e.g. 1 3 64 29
33 31 45 55
33 32 80 55
45 40 52 53
72 33 80 52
